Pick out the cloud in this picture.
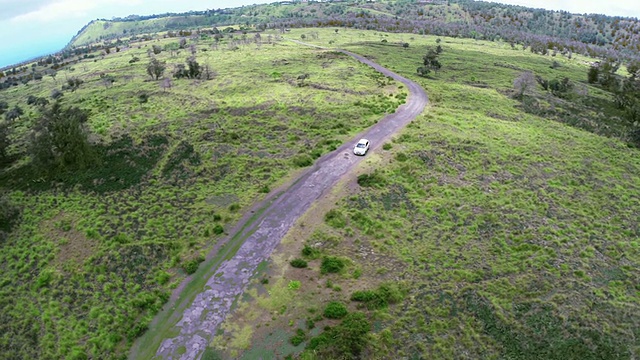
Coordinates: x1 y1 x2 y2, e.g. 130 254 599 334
0 0 52 21
8 0 143 24
492 0 640 18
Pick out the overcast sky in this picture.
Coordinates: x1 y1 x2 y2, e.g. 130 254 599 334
1 0 639 68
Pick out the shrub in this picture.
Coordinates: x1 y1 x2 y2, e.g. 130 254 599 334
290 328 307 346
288 280 301 290
127 321 148 341
290 258 308 268
628 127 640 147
292 154 313 167
382 143 392 150
321 256 345 274
302 245 321 259
350 283 404 310
324 209 346 228
212 224 224 235
324 301 348 319
395 152 408 162
306 312 371 358
202 348 224 360
229 203 240 212
156 271 171 285
182 256 204 275
357 171 386 187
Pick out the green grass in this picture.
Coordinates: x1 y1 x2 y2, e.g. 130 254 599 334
0 29 403 360
221 28 640 360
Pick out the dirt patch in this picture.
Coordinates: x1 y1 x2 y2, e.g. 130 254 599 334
218 154 405 358
43 212 98 269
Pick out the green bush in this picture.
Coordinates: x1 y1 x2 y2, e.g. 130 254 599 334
292 154 313 167
156 270 171 285
212 224 224 235
201 347 224 360
306 312 371 358
321 256 345 274
310 148 323 159
290 258 308 268
382 143 392 150
302 245 321 259
350 283 404 310
182 256 205 275
395 152 408 162
324 209 346 228
290 328 307 346
356 171 386 187
324 301 348 319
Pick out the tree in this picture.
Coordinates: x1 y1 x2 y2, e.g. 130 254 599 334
587 64 599 84
0 192 20 237
66 77 83 91
51 89 64 100
0 101 8 115
152 45 162 55
175 57 202 79
416 66 430 77
5 106 23 122
548 77 573 97
186 57 201 79
179 37 187 49
100 73 115 88
513 71 536 99
422 48 442 74
146 58 166 80
0 122 10 167
27 96 49 107
160 77 172 92
28 101 94 172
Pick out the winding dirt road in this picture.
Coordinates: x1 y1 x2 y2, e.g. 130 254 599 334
132 43 428 360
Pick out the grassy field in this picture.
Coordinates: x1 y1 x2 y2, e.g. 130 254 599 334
0 30 404 359
213 28 640 359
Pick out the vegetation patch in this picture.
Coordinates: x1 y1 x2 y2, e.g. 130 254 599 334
305 312 371 359
289 258 308 268
350 282 404 310
323 301 348 319
324 209 346 228
320 256 346 274
356 171 386 188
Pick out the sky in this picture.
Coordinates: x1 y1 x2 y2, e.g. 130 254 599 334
1 0 639 69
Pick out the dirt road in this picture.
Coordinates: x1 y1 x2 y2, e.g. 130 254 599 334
134 44 428 360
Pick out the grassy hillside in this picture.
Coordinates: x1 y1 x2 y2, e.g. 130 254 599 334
0 31 405 359
65 0 640 60
213 28 640 360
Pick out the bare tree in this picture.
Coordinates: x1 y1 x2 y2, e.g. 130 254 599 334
49 71 57 84
100 73 115 88
160 77 172 92
513 71 536 99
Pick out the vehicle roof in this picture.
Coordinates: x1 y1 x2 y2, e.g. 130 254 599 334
357 138 369 143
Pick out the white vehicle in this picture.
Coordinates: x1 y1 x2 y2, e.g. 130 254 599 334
353 138 370 156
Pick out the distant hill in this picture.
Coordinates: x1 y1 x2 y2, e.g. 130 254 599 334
66 0 640 62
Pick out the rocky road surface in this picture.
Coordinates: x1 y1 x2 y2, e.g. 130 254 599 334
139 43 428 360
